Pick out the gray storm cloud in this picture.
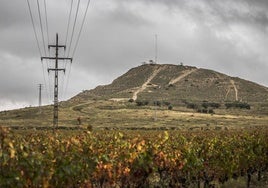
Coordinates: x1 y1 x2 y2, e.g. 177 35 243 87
0 0 268 110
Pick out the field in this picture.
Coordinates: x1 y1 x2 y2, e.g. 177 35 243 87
1 126 268 187
1 100 268 187
1 99 268 130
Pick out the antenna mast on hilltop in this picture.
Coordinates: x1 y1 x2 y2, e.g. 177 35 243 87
155 34 158 64
41 34 72 128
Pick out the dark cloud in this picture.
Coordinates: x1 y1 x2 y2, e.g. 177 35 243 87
132 0 268 30
0 1 29 28
0 53 43 109
104 3 151 27
1 0 268 110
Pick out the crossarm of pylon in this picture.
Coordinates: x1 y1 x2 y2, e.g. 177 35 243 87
41 57 72 62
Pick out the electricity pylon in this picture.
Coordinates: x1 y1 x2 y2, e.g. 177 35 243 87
38 84 42 112
41 33 72 128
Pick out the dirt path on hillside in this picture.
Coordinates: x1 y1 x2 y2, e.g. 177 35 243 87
70 101 95 112
230 80 238 101
225 80 238 101
132 66 165 101
168 69 197 85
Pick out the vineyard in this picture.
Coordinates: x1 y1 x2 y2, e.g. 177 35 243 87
0 127 268 187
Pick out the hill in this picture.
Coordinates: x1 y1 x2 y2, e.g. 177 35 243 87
72 64 268 105
1 63 268 129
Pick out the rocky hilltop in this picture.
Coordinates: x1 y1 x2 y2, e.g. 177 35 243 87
72 64 268 105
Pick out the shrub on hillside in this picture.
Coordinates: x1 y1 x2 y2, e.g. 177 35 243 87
136 100 149 106
197 108 214 114
136 101 143 106
186 103 198 109
163 101 171 106
208 109 215 114
144 101 149 106
185 101 218 114
154 101 161 107
225 102 250 110
202 102 220 109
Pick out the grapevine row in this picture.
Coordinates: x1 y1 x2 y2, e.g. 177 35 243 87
0 127 267 187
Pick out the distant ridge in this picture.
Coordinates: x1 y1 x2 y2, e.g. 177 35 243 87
72 64 268 105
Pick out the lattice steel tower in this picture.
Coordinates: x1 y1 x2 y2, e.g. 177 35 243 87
41 34 72 128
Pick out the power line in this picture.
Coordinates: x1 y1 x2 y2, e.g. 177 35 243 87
42 34 72 127
72 0 91 58
67 0 81 57
65 0 74 47
26 0 42 57
59 71 65 100
47 42 52 102
63 63 72 99
36 0 47 56
62 0 74 99
64 0 91 99
44 0 50 45
62 59 70 100
43 0 51 103
63 0 82 99
48 71 53 102
27 0 91 104
26 0 49 105
42 0 52 104
41 61 50 103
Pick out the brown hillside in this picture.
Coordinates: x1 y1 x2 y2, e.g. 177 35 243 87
72 64 268 105
1 64 268 128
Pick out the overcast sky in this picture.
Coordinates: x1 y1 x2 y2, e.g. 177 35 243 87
1 0 268 111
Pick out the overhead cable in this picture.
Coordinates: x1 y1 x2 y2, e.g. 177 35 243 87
65 0 74 48
44 0 50 46
62 0 74 98
67 0 81 57
26 0 42 57
41 61 50 103
36 0 47 56
63 63 72 100
72 0 91 58
65 0 91 98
